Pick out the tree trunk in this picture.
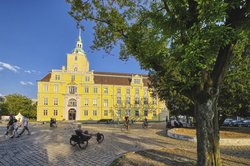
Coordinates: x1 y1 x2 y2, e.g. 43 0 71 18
195 90 222 166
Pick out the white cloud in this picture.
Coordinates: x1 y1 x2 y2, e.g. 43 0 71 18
14 66 21 70
24 70 32 74
0 61 20 72
27 81 34 85
20 81 34 86
24 69 40 74
0 61 40 75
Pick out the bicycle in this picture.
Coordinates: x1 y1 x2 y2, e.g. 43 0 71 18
120 122 130 131
142 122 148 129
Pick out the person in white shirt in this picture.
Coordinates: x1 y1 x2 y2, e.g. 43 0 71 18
17 117 31 137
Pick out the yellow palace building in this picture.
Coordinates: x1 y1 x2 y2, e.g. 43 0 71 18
37 31 168 121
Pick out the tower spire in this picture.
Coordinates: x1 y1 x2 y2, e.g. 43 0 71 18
73 27 84 54
78 27 82 42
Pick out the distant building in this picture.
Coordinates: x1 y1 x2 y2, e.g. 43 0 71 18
37 30 168 121
31 99 37 104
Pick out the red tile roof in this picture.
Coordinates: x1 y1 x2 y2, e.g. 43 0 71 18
94 71 148 77
40 73 51 82
94 71 150 86
39 71 151 86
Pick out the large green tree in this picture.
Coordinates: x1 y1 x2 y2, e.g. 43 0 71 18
66 0 250 165
218 50 250 124
0 94 37 118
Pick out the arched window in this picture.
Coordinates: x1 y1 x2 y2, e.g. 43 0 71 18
68 98 77 107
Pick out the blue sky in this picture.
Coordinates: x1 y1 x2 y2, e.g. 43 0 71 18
0 1 147 99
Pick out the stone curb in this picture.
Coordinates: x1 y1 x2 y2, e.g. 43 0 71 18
167 128 250 146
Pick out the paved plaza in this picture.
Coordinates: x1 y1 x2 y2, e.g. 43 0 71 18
0 122 250 166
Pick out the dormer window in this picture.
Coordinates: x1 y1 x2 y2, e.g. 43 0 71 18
85 76 90 82
134 79 141 84
55 75 60 80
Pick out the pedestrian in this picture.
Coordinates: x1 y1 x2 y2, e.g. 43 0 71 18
5 114 16 137
17 117 31 137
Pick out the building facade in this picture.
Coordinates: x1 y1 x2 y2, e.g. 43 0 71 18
37 32 168 121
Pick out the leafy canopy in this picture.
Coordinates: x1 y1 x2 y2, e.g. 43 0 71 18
67 0 250 105
0 94 37 118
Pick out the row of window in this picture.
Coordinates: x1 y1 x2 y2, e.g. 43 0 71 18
43 109 157 117
43 109 99 116
43 97 157 106
55 74 143 84
117 109 157 117
54 74 91 82
67 86 152 96
43 84 152 96
43 109 58 116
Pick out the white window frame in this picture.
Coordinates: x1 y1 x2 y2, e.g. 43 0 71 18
153 110 157 117
44 84 48 92
69 86 77 94
104 87 108 94
93 98 97 106
126 88 130 95
126 97 130 104
53 98 58 106
54 84 58 92
85 76 90 82
104 110 108 116
44 109 48 116
117 97 121 105
84 98 88 106
93 87 98 93
54 109 58 116
84 110 88 116
134 79 141 84
135 97 140 104
104 99 108 107
55 75 60 80
93 110 97 116
84 87 89 93
44 97 48 105
117 88 121 94
126 109 130 116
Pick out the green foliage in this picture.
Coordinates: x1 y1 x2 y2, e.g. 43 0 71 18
219 32 250 117
67 0 250 115
0 94 37 118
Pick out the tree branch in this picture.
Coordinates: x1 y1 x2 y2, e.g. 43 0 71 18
162 0 172 15
186 0 198 29
83 15 128 39
211 43 235 88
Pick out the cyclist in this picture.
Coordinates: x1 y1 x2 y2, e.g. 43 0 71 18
124 115 129 130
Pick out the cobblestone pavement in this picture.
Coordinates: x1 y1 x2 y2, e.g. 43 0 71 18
0 122 250 166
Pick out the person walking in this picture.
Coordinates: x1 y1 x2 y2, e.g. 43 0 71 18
17 117 31 137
